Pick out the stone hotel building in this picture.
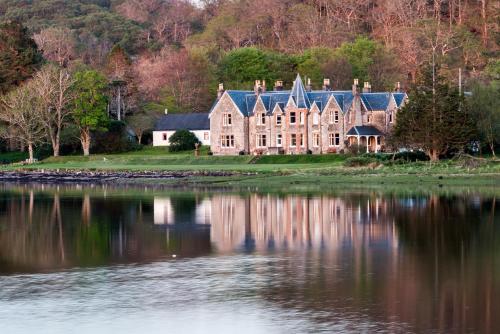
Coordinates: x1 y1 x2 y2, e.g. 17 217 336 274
209 74 407 155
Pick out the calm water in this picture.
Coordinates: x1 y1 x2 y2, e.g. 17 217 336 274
0 184 498 333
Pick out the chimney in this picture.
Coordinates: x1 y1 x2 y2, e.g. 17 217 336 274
306 77 312 92
352 78 359 95
362 82 371 93
394 82 402 92
254 80 262 95
274 80 283 91
217 83 224 99
262 80 266 93
322 78 331 91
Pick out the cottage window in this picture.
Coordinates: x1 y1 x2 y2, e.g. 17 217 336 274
221 135 234 148
329 133 340 146
223 113 232 126
290 134 297 147
276 134 282 147
256 134 267 147
260 113 266 125
204 132 209 140
334 110 339 123
163 133 168 141
389 112 393 123
290 112 296 124
313 133 320 147
313 113 319 125
276 114 282 125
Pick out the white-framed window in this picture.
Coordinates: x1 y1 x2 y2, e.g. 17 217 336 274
257 113 266 125
204 132 209 140
276 134 282 147
299 112 304 124
329 133 340 146
223 113 232 126
162 133 168 141
276 114 282 125
328 111 333 124
334 110 339 123
389 111 393 123
300 134 305 147
256 134 267 147
221 135 234 148
290 133 297 147
290 112 296 124
313 113 319 125
313 133 320 147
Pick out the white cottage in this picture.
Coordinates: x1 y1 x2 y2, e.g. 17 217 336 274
153 112 211 146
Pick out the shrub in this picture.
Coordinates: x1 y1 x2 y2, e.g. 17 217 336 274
347 143 367 154
92 120 141 154
393 151 429 162
168 129 200 152
344 156 378 167
238 150 245 155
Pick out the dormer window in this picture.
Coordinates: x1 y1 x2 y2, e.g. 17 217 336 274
276 114 282 125
261 113 266 125
223 113 232 126
334 110 339 123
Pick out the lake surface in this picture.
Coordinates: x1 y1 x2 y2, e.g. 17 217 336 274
0 183 498 333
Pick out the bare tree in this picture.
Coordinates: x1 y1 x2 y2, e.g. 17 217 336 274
33 27 76 67
33 65 75 157
0 81 46 163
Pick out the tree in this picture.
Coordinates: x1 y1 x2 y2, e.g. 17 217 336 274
0 21 43 94
470 82 500 156
72 70 109 156
390 66 476 161
33 64 75 157
0 81 45 163
168 129 200 152
33 27 76 67
127 109 159 144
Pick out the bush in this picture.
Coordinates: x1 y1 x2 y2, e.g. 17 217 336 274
347 143 367 154
92 120 141 154
168 129 200 152
344 156 379 167
393 151 429 162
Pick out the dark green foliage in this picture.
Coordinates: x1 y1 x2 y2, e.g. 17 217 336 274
390 66 476 161
92 120 141 154
0 21 43 94
168 129 200 152
344 156 379 167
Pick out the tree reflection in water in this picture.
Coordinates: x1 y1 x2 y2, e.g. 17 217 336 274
0 184 498 333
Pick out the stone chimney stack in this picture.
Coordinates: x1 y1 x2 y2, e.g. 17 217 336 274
254 80 262 95
362 82 371 93
394 82 402 92
306 77 312 92
217 83 224 99
274 80 283 91
262 80 266 93
352 78 359 95
323 78 331 91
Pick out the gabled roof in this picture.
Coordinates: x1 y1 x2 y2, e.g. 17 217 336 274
155 113 209 131
346 125 383 136
393 93 406 107
290 74 310 108
361 93 392 111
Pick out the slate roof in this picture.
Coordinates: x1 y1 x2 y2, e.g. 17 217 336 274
212 74 404 116
155 113 209 131
346 126 384 136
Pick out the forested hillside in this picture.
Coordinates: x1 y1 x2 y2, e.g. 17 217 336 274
0 0 498 115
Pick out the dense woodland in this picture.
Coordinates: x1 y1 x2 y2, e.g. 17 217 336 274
0 0 498 158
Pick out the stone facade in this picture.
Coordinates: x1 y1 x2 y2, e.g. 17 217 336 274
209 74 406 155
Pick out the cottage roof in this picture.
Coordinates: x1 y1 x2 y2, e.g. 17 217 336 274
393 92 406 107
361 93 393 111
155 113 209 131
346 126 384 136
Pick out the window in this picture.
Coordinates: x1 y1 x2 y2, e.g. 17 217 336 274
313 133 320 147
257 113 266 125
389 112 393 123
163 133 168 141
276 134 282 147
256 134 267 147
290 112 296 124
276 114 282 125
300 134 304 147
329 133 340 146
290 134 297 147
223 113 232 126
221 135 234 148
334 110 339 123
328 111 333 124
367 114 371 123
313 113 319 125
299 112 304 124
204 132 209 140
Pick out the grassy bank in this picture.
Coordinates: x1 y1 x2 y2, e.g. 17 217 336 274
2 147 500 188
